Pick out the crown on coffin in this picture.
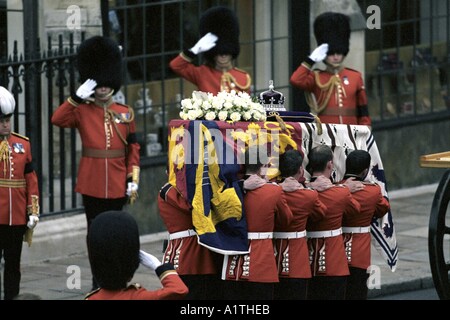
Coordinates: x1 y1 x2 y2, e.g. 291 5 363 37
259 80 286 112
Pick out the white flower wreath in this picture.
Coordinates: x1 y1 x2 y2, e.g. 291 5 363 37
179 90 267 122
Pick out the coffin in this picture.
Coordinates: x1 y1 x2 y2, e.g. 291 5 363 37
166 119 398 270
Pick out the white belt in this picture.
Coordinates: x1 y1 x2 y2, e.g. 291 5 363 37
307 228 342 238
168 229 197 240
248 232 273 240
273 231 307 239
342 226 371 234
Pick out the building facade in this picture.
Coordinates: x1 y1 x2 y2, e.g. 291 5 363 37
0 0 449 225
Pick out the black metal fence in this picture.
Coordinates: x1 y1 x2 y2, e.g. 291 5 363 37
0 34 84 217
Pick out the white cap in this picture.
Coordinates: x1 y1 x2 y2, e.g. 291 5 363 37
0 86 15 118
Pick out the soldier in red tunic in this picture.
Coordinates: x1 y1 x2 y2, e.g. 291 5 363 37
222 145 293 300
51 36 140 290
0 86 40 300
85 210 188 300
274 149 327 300
306 145 360 300
169 6 251 94
340 150 390 300
158 182 223 299
290 12 371 126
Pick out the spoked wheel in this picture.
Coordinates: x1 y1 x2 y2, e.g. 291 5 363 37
428 169 450 300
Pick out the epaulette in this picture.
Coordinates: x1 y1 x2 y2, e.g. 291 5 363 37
115 102 132 108
345 67 360 73
234 67 249 74
84 287 101 300
11 132 29 141
114 103 133 113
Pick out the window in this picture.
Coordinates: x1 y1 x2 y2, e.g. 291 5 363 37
358 0 450 124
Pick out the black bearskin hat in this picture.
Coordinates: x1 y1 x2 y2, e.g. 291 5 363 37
88 211 140 290
199 6 240 63
77 36 123 93
313 12 351 56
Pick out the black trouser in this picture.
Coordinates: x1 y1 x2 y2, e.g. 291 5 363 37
0 225 27 300
82 195 128 232
308 275 348 300
274 278 308 300
222 280 274 300
83 195 127 290
180 274 225 300
345 266 369 300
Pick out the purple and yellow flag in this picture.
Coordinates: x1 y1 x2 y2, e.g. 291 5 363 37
167 119 303 254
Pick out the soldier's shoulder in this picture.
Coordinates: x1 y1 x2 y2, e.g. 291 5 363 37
114 102 133 110
84 287 101 300
11 132 29 141
234 67 250 75
345 67 362 75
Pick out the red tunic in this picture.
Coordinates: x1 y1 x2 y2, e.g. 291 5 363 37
0 133 39 225
85 271 188 300
307 185 360 276
340 180 390 270
274 188 327 279
169 53 251 94
290 61 371 126
158 183 218 275
51 100 140 199
223 183 293 283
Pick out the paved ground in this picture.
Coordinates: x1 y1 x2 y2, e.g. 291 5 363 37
1 184 442 300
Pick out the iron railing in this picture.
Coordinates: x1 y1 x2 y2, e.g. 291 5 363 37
0 34 84 217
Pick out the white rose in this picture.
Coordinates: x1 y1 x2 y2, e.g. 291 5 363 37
202 101 212 111
181 99 193 110
252 111 262 121
224 101 233 110
243 111 252 121
195 108 204 118
218 111 228 121
179 111 189 120
230 112 241 122
205 111 217 121
193 100 202 109
187 110 199 120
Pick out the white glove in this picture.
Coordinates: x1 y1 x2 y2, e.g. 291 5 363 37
27 215 39 229
76 79 97 100
309 43 329 62
139 250 162 271
190 32 218 55
126 182 139 197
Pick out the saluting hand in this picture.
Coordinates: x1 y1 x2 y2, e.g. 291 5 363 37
75 79 97 100
309 43 329 62
190 32 218 55
139 250 162 271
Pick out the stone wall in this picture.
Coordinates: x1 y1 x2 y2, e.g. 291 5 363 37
374 119 449 190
